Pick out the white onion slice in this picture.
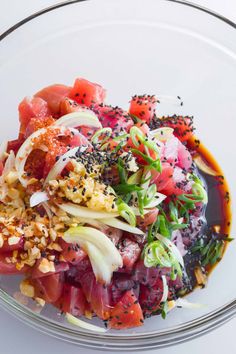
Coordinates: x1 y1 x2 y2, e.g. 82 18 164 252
66 313 106 333
156 233 184 267
58 202 118 219
100 217 144 235
2 150 16 177
63 226 123 283
44 145 88 186
193 155 217 176
30 191 49 207
85 242 113 284
175 298 205 309
54 110 102 129
15 126 67 187
42 202 53 219
160 275 168 303
0 140 8 161
150 127 174 142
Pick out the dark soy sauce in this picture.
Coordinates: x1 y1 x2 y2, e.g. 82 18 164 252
182 137 232 292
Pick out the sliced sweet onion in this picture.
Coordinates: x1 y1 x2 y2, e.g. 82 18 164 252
2 150 16 177
15 126 67 187
0 140 8 161
53 110 102 129
42 202 53 219
100 217 144 235
44 145 88 186
66 313 107 333
150 127 174 142
30 191 49 207
85 242 113 284
63 226 123 283
160 275 168 303
58 202 119 219
156 233 184 267
175 298 205 309
193 155 217 176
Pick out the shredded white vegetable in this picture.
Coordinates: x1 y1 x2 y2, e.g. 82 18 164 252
66 313 107 333
58 202 119 219
53 110 102 129
160 275 168 303
63 226 123 283
44 145 88 186
30 191 49 207
100 217 144 235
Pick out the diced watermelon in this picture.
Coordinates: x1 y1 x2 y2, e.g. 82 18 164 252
35 84 72 115
60 97 83 115
70 78 106 107
150 115 194 142
177 140 192 170
94 104 134 132
118 238 141 271
18 97 51 137
151 162 174 193
54 283 90 316
129 95 158 124
163 136 179 164
136 208 159 229
109 290 144 329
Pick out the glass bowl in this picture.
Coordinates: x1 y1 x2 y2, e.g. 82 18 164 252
0 0 236 350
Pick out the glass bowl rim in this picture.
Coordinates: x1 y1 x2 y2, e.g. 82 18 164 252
0 0 236 350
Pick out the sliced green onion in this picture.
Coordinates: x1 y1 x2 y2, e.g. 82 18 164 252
114 184 142 194
192 182 208 204
131 149 162 172
156 233 184 268
158 215 171 238
117 201 136 226
144 241 172 268
130 126 145 147
91 128 112 145
113 133 130 142
169 201 179 223
117 158 127 184
144 184 157 206
127 169 143 185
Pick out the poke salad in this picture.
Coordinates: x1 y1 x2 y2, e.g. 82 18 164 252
0 77 231 331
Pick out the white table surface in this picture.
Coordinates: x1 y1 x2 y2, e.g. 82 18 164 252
1 0 236 353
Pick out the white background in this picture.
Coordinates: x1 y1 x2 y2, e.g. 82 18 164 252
1 1 236 353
